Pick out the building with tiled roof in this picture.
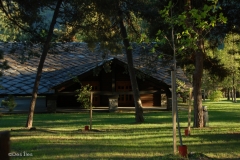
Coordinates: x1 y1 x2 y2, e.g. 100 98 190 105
0 42 190 111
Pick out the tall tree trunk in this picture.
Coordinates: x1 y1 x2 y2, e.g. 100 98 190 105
186 0 205 128
193 39 204 128
233 87 236 102
118 10 144 123
25 0 63 128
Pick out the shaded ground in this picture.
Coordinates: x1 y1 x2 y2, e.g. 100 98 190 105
0 96 166 114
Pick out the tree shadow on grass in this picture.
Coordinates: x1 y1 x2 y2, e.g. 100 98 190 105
17 142 238 160
187 152 240 160
9 128 62 137
185 132 240 159
8 128 240 160
191 132 240 142
203 110 240 123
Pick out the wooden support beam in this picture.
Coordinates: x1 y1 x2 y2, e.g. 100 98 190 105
90 92 93 130
188 88 193 135
171 71 177 154
0 131 10 160
112 63 116 92
56 90 165 95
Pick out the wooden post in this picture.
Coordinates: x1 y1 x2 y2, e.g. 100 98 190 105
188 88 193 135
171 71 177 154
90 92 93 130
112 63 116 92
0 131 10 160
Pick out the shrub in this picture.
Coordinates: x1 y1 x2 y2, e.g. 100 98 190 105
75 84 92 108
1 95 17 112
209 90 223 102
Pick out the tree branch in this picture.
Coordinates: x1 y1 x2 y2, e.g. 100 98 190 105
0 0 40 39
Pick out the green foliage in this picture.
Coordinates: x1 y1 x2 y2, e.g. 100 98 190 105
156 1 227 55
176 79 187 92
176 79 190 102
0 0 59 42
0 49 10 80
0 10 27 42
207 32 240 94
75 83 92 109
175 2 227 53
1 95 17 112
209 90 223 102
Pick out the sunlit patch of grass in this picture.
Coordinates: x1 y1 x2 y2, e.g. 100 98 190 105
1 99 240 159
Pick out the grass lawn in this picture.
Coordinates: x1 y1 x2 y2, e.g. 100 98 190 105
1 99 240 160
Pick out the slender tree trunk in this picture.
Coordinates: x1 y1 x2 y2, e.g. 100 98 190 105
232 74 237 102
227 88 230 100
118 10 144 123
193 39 204 128
25 0 63 128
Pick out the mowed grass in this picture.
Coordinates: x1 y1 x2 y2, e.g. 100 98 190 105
0 99 240 160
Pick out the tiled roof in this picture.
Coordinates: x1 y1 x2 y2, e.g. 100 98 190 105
0 42 190 95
